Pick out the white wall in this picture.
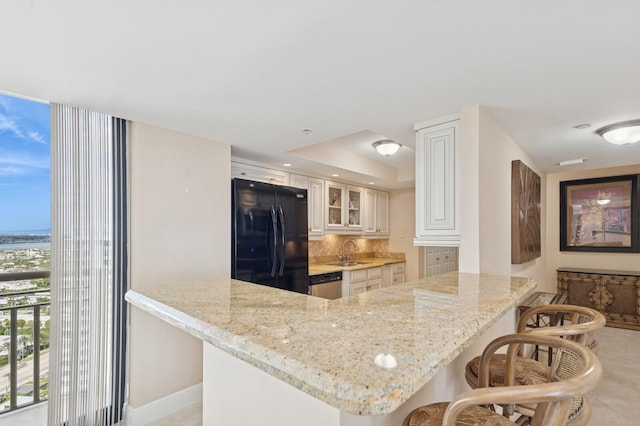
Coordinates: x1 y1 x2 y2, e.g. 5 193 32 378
458 107 481 273
545 164 640 291
389 188 422 281
478 108 546 286
457 107 546 286
128 122 230 408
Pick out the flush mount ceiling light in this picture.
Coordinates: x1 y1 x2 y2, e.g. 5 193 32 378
596 119 640 145
373 139 401 156
556 158 588 166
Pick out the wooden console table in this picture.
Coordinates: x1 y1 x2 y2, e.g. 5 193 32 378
557 267 640 330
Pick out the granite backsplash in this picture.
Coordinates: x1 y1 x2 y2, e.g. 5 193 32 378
308 234 404 264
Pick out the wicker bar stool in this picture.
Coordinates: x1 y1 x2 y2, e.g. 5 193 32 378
464 304 606 425
403 333 602 426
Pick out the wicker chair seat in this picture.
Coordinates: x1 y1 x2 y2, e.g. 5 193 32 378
466 354 551 387
406 402 515 426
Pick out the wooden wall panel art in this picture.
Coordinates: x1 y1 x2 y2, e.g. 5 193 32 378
511 160 541 264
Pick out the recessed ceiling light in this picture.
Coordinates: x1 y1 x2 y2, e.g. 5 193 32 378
368 181 376 185
331 173 340 177
573 123 591 129
282 163 292 167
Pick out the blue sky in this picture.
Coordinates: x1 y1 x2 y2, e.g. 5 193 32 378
0 93 50 233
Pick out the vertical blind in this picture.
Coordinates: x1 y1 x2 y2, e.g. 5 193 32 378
48 104 128 426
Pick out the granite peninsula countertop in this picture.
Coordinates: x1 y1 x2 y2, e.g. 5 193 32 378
125 272 536 416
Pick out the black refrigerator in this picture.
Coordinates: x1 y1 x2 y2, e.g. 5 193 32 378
231 178 309 295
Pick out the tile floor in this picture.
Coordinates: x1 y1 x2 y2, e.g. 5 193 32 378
588 326 640 425
2 326 638 425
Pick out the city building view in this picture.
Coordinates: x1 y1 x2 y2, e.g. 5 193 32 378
0 244 51 411
0 93 51 413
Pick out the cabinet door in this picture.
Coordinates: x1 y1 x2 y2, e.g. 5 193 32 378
414 118 460 246
346 186 363 230
325 181 345 230
426 246 444 277
350 281 368 296
363 188 377 234
557 272 599 309
308 178 325 237
393 262 406 284
601 275 638 316
393 273 406 285
376 191 390 234
288 173 309 190
367 278 382 291
442 247 458 273
382 265 393 287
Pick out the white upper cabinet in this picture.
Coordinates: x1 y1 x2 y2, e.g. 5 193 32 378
363 189 390 236
232 160 393 238
308 177 325 238
414 115 460 246
288 173 309 189
289 174 324 239
325 181 363 233
232 162 289 186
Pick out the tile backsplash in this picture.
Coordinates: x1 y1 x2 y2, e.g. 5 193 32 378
309 235 393 263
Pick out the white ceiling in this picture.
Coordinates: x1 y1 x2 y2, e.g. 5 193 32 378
2 1 640 188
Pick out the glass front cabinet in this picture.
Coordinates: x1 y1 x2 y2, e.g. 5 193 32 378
325 181 363 232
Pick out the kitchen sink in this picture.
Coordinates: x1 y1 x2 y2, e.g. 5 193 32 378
327 261 370 267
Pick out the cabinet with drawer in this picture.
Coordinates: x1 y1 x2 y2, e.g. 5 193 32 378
393 262 406 285
557 268 640 330
344 266 383 296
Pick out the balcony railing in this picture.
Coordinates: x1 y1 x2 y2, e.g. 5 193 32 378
0 270 50 414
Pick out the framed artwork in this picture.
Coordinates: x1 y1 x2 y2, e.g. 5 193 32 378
511 160 541 264
560 174 640 252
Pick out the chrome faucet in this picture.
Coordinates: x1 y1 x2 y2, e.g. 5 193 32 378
339 239 359 262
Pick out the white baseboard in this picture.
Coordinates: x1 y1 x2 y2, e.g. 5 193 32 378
125 383 202 426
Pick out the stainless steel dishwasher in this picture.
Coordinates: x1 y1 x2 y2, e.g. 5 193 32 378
309 271 342 300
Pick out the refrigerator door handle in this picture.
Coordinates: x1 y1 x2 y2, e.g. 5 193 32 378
278 205 286 276
270 206 278 277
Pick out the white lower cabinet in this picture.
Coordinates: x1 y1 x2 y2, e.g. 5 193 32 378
382 265 393 288
393 262 406 285
344 264 405 295
344 267 383 296
425 247 458 277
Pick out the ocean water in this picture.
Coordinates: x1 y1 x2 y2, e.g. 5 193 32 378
0 242 51 250
0 232 51 251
